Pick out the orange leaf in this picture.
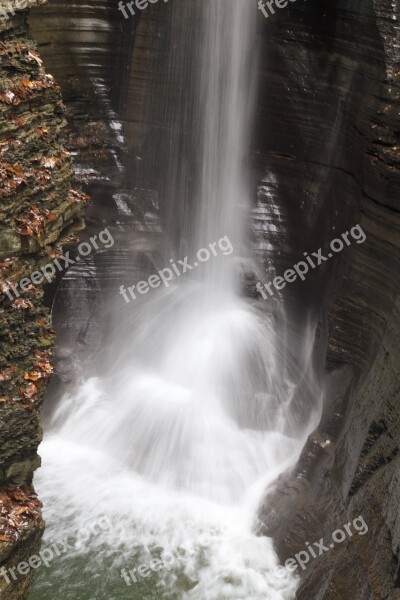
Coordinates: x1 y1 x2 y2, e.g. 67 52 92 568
24 372 41 382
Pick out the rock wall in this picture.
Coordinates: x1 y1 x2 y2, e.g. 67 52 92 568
256 1 400 599
21 0 400 598
28 0 131 188
0 2 86 598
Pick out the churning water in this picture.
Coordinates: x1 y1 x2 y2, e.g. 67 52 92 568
31 1 322 599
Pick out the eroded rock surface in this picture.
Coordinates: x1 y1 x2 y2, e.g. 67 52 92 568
0 2 86 598
256 1 400 598
23 0 400 598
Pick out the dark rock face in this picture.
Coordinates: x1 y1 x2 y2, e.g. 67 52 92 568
24 0 400 599
28 0 133 188
0 2 86 598
256 1 400 599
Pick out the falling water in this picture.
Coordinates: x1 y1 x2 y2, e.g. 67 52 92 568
192 0 255 290
31 2 322 599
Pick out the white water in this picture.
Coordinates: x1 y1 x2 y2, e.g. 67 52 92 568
33 1 322 598
192 0 256 290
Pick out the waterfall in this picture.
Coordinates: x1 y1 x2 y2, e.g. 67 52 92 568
193 0 256 291
31 2 322 599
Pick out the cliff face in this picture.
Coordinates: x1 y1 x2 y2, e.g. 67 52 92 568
23 0 400 598
0 2 86 598
256 1 400 599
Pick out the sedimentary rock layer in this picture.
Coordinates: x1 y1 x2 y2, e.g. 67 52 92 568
0 2 86 598
26 0 400 598
256 1 400 598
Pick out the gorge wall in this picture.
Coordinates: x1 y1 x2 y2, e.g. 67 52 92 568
29 1 399 599
0 2 86 598
0 0 396 598
256 1 400 599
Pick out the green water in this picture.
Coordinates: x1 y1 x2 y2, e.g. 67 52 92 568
29 544 208 600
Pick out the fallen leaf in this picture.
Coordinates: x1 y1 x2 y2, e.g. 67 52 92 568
24 372 41 382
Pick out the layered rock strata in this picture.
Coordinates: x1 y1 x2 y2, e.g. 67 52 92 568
24 0 400 598
256 1 400 599
0 2 86 598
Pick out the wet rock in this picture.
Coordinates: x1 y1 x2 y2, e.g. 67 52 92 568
0 1 87 598
23 0 400 598
254 0 400 598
